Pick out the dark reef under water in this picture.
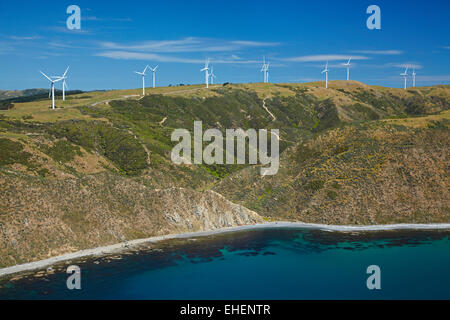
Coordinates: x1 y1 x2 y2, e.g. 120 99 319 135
1 228 449 299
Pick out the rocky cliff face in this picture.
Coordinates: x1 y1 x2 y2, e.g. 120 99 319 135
0 173 263 268
160 188 263 231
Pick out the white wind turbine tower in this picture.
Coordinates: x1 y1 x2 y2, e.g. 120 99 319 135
210 66 216 85
201 59 210 88
412 68 416 87
400 66 408 90
261 57 269 83
149 65 158 88
321 61 329 88
40 71 63 110
135 65 149 96
343 58 351 81
52 66 70 101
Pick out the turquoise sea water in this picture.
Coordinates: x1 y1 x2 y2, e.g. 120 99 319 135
1 228 449 299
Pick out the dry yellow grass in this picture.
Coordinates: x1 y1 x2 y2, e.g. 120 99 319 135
382 110 450 128
1 82 448 124
0 85 225 122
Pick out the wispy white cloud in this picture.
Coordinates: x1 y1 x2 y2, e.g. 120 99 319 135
350 50 403 55
387 74 450 83
212 58 261 64
281 55 369 62
231 40 281 47
96 51 203 63
96 37 280 64
386 62 423 70
47 41 80 49
83 16 132 22
96 51 261 64
99 37 280 53
413 75 450 82
0 42 13 54
44 26 91 35
9 35 42 40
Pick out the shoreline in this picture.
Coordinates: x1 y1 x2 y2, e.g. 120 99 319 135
1 221 450 279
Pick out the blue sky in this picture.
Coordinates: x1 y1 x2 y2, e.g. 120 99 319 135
0 0 449 90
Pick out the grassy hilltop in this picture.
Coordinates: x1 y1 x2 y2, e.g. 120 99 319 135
0 81 449 267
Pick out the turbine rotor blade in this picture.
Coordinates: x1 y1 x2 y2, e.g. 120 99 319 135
40 71 53 82
63 66 70 77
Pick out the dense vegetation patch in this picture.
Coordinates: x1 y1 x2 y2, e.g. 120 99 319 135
41 140 82 163
0 101 14 110
0 138 32 167
46 121 148 175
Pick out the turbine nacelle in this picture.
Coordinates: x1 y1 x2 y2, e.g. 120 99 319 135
321 61 329 74
201 59 210 72
135 65 149 76
261 57 270 83
40 71 64 84
40 70 64 109
135 65 149 95
201 59 210 88
400 66 409 76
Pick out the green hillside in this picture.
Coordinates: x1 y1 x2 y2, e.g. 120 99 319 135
0 81 449 267
0 89 49 101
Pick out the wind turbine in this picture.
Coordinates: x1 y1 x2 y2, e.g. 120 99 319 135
135 65 149 96
52 66 69 101
261 57 269 83
149 65 158 88
400 66 408 90
40 71 63 110
201 59 210 88
343 58 351 81
261 62 265 82
412 69 416 87
321 61 329 88
210 66 216 85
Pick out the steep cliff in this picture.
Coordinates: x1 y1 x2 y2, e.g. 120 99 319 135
0 172 262 267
